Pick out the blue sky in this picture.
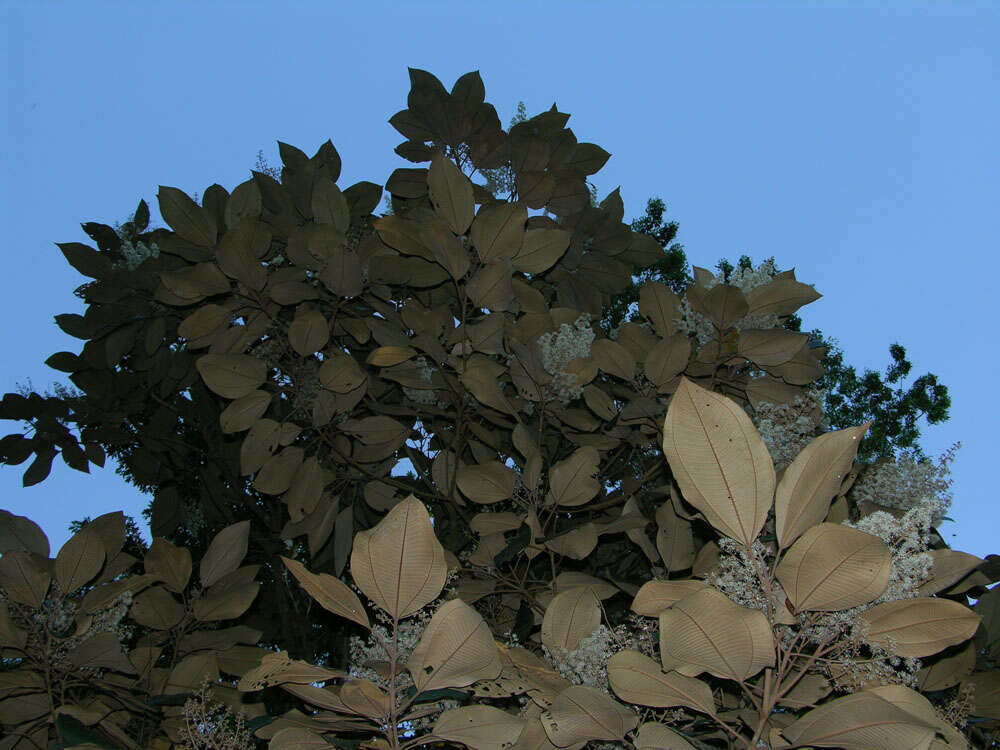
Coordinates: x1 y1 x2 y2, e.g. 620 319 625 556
1 1 997 559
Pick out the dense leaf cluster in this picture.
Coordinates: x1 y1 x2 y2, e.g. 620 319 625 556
0 69 992 749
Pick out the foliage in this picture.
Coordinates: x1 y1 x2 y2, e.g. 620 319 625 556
601 196 689 335
0 68 995 749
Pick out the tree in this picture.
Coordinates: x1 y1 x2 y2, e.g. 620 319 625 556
0 68 992 748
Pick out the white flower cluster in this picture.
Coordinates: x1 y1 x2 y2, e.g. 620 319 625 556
113 222 159 271
704 258 779 294
14 585 135 674
673 258 784 348
348 609 431 692
848 442 960 521
120 236 160 270
542 624 615 692
538 314 595 404
846 498 939 603
181 678 253 750
402 356 439 406
795 473 948 664
827 633 922 693
250 336 284 362
347 601 460 733
710 539 771 612
671 297 716 349
747 389 826 471
292 359 322 411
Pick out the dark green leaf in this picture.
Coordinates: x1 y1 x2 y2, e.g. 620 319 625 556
60 441 90 473
23 445 56 487
55 714 119 749
54 313 91 339
134 198 150 232
57 242 112 279
45 351 81 373
145 691 197 707
278 141 309 170
0 393 34 420
404 686 471 703
494 523 531 567
0 434 33 465
80 222 121 252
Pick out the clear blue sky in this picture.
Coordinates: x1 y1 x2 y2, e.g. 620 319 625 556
2 1 997 559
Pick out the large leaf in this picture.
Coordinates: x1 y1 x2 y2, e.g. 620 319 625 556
781 689 938 749
512 228 570 274
775 422 871 548
736 329 810 368
658 587 774 681
0 549 51 607
219 390 271 434
917 641 975 692
144 537 192 594
661 377 775 548
340 416 409 447
918 549 985 596
0 510 49 557
544 522 599 560
158 261 232 303
237 649 347 691
546 446 600 508
470 201 526 263
340 679 390 719
631 580 708 617
69 631 137 674
643 335 690 391
655 501 695 572
434 706 526 750
858 598 981 658
268 728 332 749
350 495 447 619
428 151 475 235
638 282 681 339
457 461 517 504
420 218 470 280
406 598 501 692
199 521 251 588
192 581 259 621
178 303 231 342
216 225 268 290
540 685 637 747
467 260 515 311
283 457 327 521
196 354 268 399
607 650 715 715
541 585 601 653
745 276 822 318
253 446 305 495
311 177 350 232
969 670 1000 720
130 585 184 630
158 185 217 246
287 309 330 356
54 527 105 593
865 685 969 749
366 345 418 367
281 556 369 630
634 722 696 750
775 523 891 612
58 241 112 279
318 352 366 393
